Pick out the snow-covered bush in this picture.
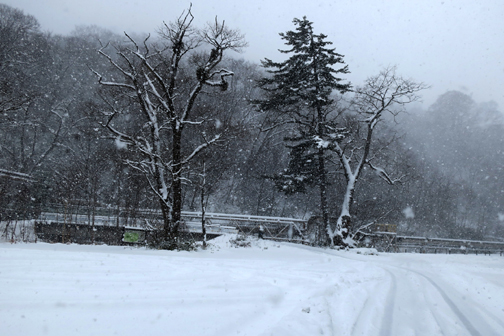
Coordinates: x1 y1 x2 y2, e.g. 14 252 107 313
229 234 251 248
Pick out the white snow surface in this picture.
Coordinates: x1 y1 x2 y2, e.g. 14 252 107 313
1 235 504 336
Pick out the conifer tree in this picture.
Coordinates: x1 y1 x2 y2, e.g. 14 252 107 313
256 17 351 241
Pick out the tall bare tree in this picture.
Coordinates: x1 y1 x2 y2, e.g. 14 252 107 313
323 67 426 246
94 7 246 242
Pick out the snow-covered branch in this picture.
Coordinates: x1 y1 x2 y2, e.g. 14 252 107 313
181 134 221 166
92 69 135 91
94 6 245 240
366 161 404 185
325 66 426 246
0 169 34 182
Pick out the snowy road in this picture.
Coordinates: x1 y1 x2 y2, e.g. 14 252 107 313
349 262 504 336
1 236 504 336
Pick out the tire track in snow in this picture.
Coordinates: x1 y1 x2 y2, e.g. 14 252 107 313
409 269 504 336
417 280 450 336
415 270 481 336
351 269 396 336
384 265 457 335
378 265 468 335
298 248 504 335
345 257 501 336
350 295 372 335
379 270 396 336
428 272 504 332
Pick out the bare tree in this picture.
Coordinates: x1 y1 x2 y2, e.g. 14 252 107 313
323 67 427 246
0 4 44 181
94 7 246 243
0 5 90 222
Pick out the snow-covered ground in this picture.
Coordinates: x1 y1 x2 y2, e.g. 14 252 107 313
1 235 504 336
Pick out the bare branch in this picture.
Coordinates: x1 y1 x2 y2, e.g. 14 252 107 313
203 17 248 53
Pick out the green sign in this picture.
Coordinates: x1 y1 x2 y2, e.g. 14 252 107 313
123 231 140 243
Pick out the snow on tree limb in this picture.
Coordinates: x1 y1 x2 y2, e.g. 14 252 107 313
94 6 246 240
326 66 427 246
366 161 404 185
0 169 34 182
182 134 221 166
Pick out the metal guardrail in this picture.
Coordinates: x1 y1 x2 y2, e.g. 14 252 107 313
36 211 308 240
181 212 306 240
181 211 306 223
361 232 504 255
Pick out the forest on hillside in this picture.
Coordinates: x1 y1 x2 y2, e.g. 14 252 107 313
1 4 503 244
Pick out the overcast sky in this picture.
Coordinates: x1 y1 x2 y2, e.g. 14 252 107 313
4 0 504 111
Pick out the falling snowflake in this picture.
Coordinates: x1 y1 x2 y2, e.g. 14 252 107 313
402 206 415 219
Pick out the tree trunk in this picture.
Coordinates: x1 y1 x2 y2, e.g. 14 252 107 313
201 162 207 249
318 148 329 244
316 104 330 245
160 198 172 240
171 128 183 240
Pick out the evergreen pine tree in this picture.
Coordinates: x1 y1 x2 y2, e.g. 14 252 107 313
256 17 351 242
